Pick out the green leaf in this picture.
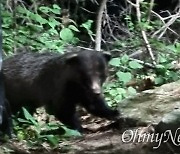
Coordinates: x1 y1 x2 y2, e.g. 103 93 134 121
39 5 61 14
122 92 128 98
68 25 80 32
48 28 59 35
168 71 179 81
117 88 127 94
60 28 74 42
175 43 180 53
156 64 165 69
48 17 60 28
166 45 177 53
40 135 59 146
114 95 123 102
62 127 81 137
154 77 164 85
80 20 93 30
109 58 121 67
39 6 51 13
30 13 48 24
158 55 167 63
17 131 25 140
22 107 38 126
107 100 113 107
52 4 61 14
26 23 43 32
121 54 129 64
80 20 94 37
17 118 31 124
127 87 137 95
116 71 132 84
129 61 143 69
17 6 29 14
53 4 61 10
109 89 118 96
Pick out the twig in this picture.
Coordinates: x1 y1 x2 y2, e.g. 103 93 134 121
126 0 137 7
151 11 179 36
129 50 143 58
127 0 156 65
137 0 156 65
152 9 180 39
147 0 154 23
129 58 156 69
76 46 94 51
80 7 96 14
104 10 119 41
12 0 17 53
95 0 108 51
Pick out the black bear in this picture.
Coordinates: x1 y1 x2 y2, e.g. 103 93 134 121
0 71 12 137
3 50 119 132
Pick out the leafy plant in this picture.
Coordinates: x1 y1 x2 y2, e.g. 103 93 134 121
2 4 81 54
80 20 94 39
104 55 145 106
108 1 180 105
13 107 81 147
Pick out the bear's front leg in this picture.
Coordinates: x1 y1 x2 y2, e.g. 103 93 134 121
58 112 83 132
81 94 119 120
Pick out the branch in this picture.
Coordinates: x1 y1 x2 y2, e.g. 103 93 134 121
127 0 156 65
126 0 137 7
129 58 156 69
12 0 17 53
135 0 156 65
147 0 154 23
152 9 180 39
95 0 108 51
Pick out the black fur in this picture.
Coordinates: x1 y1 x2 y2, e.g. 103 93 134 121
3 50 119 132
0 72 12 137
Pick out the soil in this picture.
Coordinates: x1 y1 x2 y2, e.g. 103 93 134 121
1 112 179 154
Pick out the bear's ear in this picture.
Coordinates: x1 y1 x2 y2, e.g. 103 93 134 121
65 53 79 64
103 52 111 62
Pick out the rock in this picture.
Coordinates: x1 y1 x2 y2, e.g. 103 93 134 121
155 109 180 145
118 81 180 126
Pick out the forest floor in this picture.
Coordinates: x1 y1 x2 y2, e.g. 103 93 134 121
2 81 180 154
1 112 179 154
